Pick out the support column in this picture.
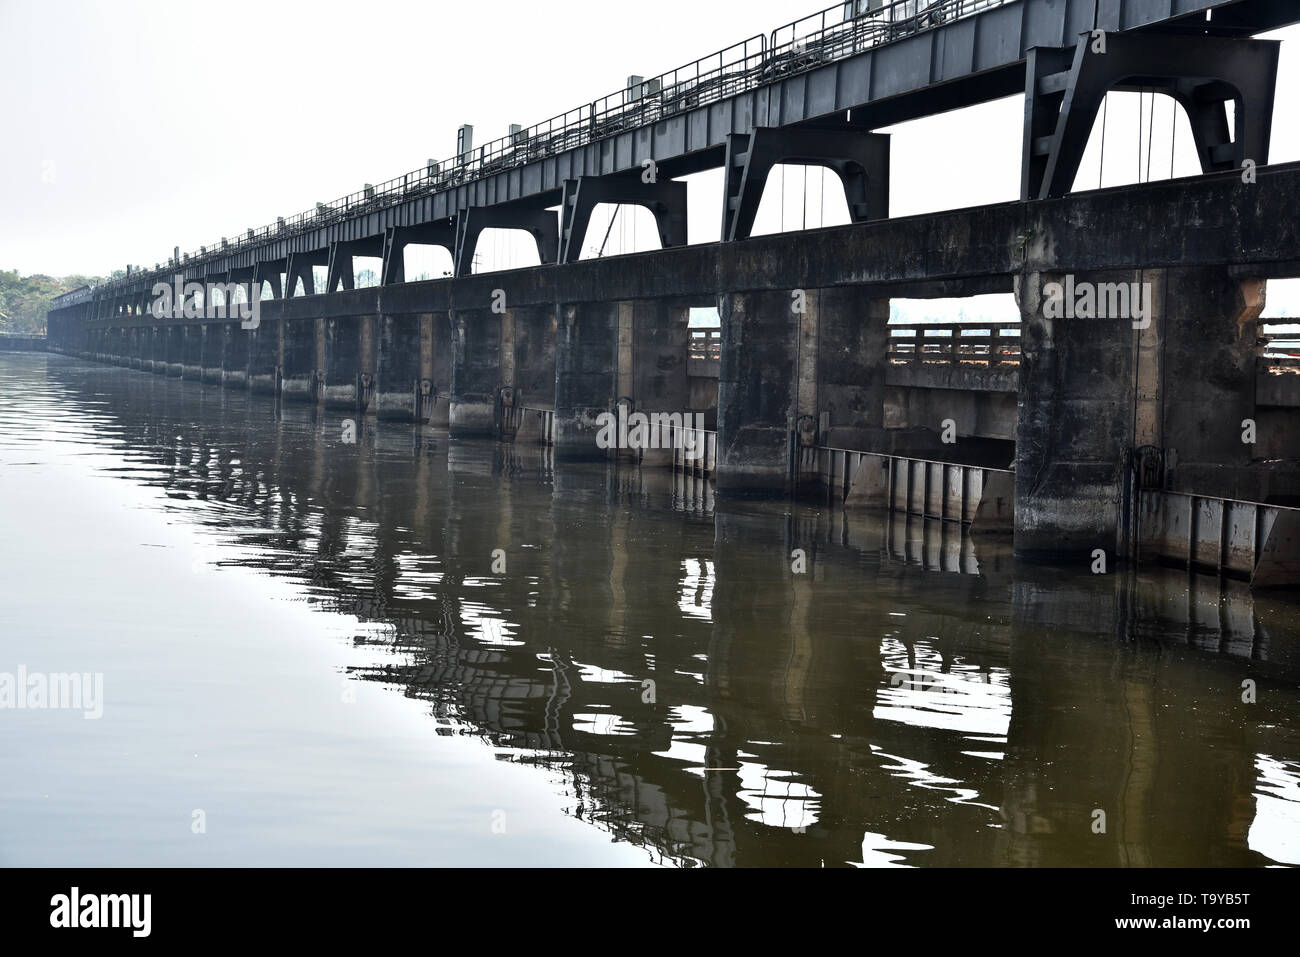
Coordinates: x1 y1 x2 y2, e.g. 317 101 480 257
281 318 316 401
375 314 421 420
320 315 364 410
449 307 501 436
182 324 203 380
554 301 619 460
619 299 697 466
359 315 376 414
285 251 327 298
142 327 159 373
509 306 558 443
223 323 250 390
1012 266 1262 560
128 327 143 369
716 287 889 495
164 326 184 377
253 260 284 300
1158 269 1263 499
326 238 384 294
108 328 126 366
247 319 279 395
425 313 451 426
201 323 226 384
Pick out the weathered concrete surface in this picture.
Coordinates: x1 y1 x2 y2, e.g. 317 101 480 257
715 290 794 494
201 324 225 384
510 305 559 414
1014 267 1269 560
247 320 278 395
424 313 451 427
0 335 47 352
321 315 364 410
164 327 183 378
449 308 501 437
884 385 1018 443
182 324 202 380
222 324 249 389
554 302 618 460
375 314 421 420
281 317 317 402
717 287 887 495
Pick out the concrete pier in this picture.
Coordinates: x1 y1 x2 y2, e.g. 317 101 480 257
375 314 420 420
1014 267 1266 560
182 325 202 380
223 324 249 390
201 324 225 384
717 287 888 496
449 307 502 437
281 318 318 402
554 301 618 460
320 315 365 411
164 327 183 378
247 321 278 395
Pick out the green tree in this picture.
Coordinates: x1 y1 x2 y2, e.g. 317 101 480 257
0 270 104 335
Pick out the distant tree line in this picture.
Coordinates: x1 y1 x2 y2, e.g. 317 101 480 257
0 269 106 335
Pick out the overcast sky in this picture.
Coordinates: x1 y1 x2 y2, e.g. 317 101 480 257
2 0 1297 308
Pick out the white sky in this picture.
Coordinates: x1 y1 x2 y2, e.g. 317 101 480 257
1 0 1297 308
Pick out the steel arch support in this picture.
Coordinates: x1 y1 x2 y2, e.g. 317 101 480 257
326 237 384 293
1024 32 1280 200
380 223 458 285
558 174 689 263
453 205 559 278
721 125 890 243
285 250 328 298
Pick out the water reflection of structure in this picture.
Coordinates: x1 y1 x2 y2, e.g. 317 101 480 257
63 365 1300 867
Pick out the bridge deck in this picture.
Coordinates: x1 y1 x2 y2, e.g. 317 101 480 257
56 0 1297 311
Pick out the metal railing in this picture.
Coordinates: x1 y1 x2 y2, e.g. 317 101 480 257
769 0 1004 70
81 0 1009 301
884 320 1300 374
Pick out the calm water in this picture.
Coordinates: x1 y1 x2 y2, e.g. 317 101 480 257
1 352 1299 868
